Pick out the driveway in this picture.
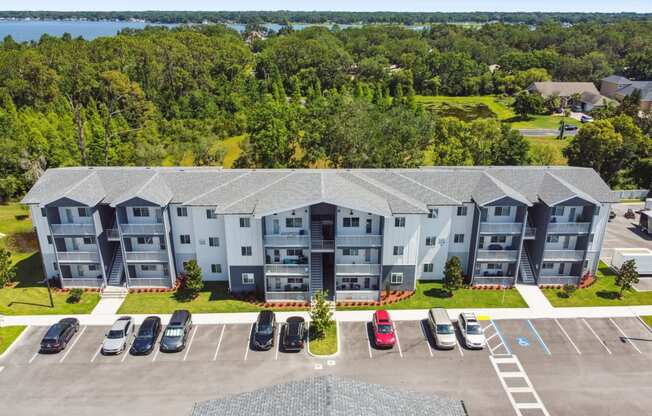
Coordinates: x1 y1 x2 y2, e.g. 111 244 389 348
518 128 577 137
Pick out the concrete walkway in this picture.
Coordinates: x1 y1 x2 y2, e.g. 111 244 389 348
90 297 125 316
515 283 554 310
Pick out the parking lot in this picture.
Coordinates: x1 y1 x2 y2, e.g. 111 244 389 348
602 202 652 265
2 316 652 415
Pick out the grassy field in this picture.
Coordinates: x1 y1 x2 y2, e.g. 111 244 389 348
641 316 652 329
526 136 568 165
338 281 527 311
509 115 578 130
220 135 244 168
308 323 338 356
542 262 652 307
0 326 26 355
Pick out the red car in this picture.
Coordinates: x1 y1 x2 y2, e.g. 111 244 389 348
371 310 396 348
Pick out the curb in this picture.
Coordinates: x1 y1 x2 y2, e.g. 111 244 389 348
0 325 29 360
307 320 340 358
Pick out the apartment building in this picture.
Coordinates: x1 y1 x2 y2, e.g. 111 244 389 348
22 166 616 302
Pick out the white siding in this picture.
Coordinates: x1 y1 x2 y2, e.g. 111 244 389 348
336 208 381 235
224 215 264 266
191 207 228 281
57 206 93 224
30 205 58 279
590 203 610 252
382 214 419 266
125 206 162 224
263 208 309 235
484 205 517 223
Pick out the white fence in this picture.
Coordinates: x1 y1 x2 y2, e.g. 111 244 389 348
612 189 649 200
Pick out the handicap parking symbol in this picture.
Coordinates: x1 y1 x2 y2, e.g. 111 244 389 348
516 337 530 347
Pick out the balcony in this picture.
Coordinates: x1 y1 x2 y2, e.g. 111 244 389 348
127 277 172 288
264 264 309 275
336 290 380 302
60 277 104 288
119 223 165 235
524 227 536 239
479 222 523 234
311 239 335 251
335 235 382 247
124 251 169 263
263 234 309 247
547 222 591 234
543 250 585 261
476 250 519 262
107 228 120 241
335 264 381 276
50 223 95 236
266 291 310 302
57 251 100 263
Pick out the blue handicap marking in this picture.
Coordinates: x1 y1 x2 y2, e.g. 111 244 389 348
517 337 530 347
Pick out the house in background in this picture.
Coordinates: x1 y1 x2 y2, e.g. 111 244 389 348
526 82 613 112
600 75 652 112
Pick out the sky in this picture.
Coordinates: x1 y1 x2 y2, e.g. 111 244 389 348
1 0 652 13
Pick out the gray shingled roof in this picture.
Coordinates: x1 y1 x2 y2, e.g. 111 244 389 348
528 82 600 98
190 376 467 416
22 166 617 215
615 81 652 102
602 75 631 84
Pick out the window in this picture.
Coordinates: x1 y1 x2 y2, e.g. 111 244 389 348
47 236 53 245
88 264 98 271
423 263 434 273
487 263 503 270
287 249 303 256
546 235 559 243
428 208 439 219
180 234 191 244
552 206 565 216
241 246 252 256
176 207 188 217
425 237 436 246
343 217 360 227
454 234 465 243
41 208 47 217
132 207 149 217
542 262 554 269
342 248 359 256
206 209 217 219
137 236 153 245
390 272 404 285
285 218 303 228
494 206 511 216
209 237 220 247
393 246 404 255
82 237 94 245
490 235 506 243
141 265 157 271
77 207 90 217
211 264 222 273
242 273 255 285
457 206 468 216
394 217 406 227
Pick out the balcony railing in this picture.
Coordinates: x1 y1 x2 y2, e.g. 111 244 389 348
311 239 335 250
476 250 519 262
263 234 310 247
336 290 380 302
547 222 591 234
50 223 95 236
60 277 103 288
57 251 99 263
127 277 172 288
524 227 536 239
124 251 169 262
264 264 309 275
335 264 381 275
335 235 382 247
119 223 165 235
479 222 523 234
265 291 310 301
543 250 585 261
107 228 120 241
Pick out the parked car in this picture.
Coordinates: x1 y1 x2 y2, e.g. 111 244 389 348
160 310 192 353
427 308 456 350
40 318 80 353
580 115 593 123
253 310 276 350
282 316 305 352
563 124 578 131
371 310 396 348
458 313 486 349
102 317 134 355
130 316 162 355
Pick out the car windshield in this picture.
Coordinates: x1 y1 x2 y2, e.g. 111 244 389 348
107 330 124 339
257 324 273 335
436 324 454 334
138 327 154 337
164 328 184 338
45 325 62 338
467 324 483 335
377 324 393 334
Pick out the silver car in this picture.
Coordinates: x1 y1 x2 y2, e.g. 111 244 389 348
102 317 134 355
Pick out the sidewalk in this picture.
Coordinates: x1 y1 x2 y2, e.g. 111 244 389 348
90 297 125 316
515 284 553 310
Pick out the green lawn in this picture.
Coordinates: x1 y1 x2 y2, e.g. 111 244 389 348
308 323 338 356
219 135 244 168
641 316 652 329
542 262 652 307
0 326 26 355
509 115 578 130
338 281 527 311
118 282 307 314
526 136 568 165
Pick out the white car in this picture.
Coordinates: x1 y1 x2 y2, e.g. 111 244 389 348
102 317 134 355
458 313 486 349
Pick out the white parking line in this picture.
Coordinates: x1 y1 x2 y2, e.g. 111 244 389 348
582 319 612 355
183 326 199 361
0 366 4 374
213 325 225 361
419 321 434 357
609 318 642 354
121 345 130 362
59 326 87 363
364 323 373 358
28 351 39 364
91 344 103 363
151 345 160 362
555 319 582 355
275 325 281 361
244 324 253 361
527 320 551 356
393 323 403 358
490 355 551 416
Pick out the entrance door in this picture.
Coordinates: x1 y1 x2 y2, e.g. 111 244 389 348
60 265 72 279
366 219 372 234
272 219 280 234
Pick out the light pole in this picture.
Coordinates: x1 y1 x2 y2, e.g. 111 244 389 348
42 277 54 308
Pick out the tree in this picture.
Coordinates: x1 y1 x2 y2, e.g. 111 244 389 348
183 260 204 298
512 90 544 119
615 259 639 299
443 256 464 296
619 89 642 118
309 289 333 338
0 246 15 287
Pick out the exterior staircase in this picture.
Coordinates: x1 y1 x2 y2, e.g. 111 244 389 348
310 252 323 298
107 247 125 287
519 247 536 284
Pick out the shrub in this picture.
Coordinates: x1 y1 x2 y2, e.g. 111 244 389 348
67 288 84 304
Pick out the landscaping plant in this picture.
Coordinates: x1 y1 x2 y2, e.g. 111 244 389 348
615 259 640 299
183 260 204 299
310 290 333 338
443 256 464 296
67 288 84 304
561 284 577 298
0 247 15 287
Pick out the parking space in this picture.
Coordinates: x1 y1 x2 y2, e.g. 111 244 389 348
493 319 550 357
611 317 652 354
394 320 431 359
339 322 372 360
584 318 640 355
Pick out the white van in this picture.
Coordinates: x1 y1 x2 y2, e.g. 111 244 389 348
427 308 456 350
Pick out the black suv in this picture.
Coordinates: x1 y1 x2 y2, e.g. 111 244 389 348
160 310 192 353
40 318 80 353
282 316 305 352
130 316 162 355
253 310 276 350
